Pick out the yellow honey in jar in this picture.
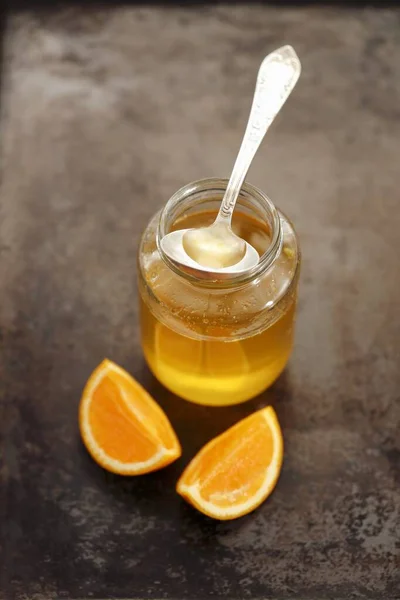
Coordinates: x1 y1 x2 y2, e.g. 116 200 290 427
138 179 300 406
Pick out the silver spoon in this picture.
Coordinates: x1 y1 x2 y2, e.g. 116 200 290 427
161 45 301 279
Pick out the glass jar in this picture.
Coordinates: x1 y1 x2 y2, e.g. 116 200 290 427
137 178 300 406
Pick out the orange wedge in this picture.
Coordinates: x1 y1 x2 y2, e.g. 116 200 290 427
79 359 181 475
177 406 283 520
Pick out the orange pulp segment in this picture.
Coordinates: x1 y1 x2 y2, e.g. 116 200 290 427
79 359 181 475
177 406 283 520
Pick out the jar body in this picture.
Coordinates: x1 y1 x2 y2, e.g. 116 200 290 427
137 179 300 406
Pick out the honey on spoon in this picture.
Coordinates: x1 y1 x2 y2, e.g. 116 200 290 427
160 45 301 279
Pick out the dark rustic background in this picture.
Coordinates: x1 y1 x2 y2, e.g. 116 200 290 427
0 4 399 600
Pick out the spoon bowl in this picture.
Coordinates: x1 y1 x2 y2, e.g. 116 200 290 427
160 228 259 280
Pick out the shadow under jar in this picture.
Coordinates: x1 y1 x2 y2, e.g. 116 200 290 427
138 178 300 406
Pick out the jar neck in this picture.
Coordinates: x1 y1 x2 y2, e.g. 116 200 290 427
157 177 282 288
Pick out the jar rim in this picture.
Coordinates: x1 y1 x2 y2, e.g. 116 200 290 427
157 177 282 288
